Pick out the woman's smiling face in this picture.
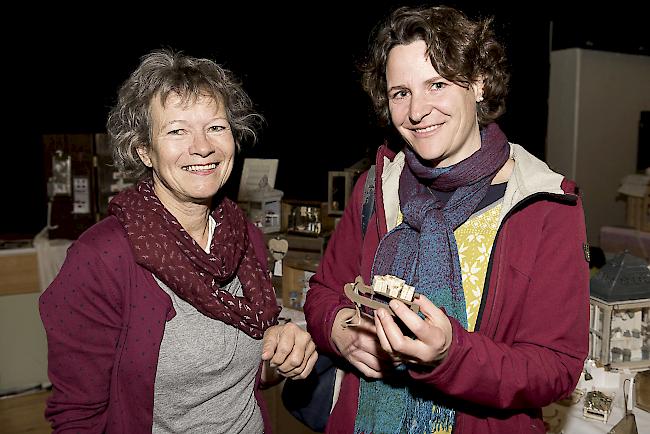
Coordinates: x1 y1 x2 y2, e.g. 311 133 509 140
137 92 235 208
386 39 484 167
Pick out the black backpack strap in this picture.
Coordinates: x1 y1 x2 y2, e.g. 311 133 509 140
361 165 376 237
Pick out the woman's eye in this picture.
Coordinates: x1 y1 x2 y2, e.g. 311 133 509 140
431 82 447 90
208 125 226 132
167 129 184 135
390 89 409 99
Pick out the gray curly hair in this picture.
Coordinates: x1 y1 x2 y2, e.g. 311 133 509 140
361 5 509 127
107 49 262 179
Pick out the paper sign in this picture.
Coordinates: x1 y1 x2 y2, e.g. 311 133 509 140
238 158 278 201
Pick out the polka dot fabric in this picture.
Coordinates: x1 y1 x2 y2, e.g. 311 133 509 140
108 178 279 339
39 220 167 432
39 216 275 432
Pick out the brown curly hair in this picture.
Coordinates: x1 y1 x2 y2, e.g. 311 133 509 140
107 49 262 179
361 5 509 127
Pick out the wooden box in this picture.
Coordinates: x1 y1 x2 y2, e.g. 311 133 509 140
583 390 613 423
626 185 650 232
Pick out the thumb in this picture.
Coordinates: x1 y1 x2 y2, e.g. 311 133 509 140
261 326 279 361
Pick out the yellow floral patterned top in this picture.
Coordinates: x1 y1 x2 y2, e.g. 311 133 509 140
454 202 502 332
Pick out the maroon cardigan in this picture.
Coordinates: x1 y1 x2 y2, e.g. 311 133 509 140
39 216 274 433
304 145 590 434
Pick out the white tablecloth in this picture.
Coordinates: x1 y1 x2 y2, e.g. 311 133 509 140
33 228 71 292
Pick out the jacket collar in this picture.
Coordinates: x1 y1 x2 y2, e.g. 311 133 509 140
499 143 577 223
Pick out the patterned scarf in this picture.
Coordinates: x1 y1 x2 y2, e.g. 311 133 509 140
108 178 279 339
355 123 510 433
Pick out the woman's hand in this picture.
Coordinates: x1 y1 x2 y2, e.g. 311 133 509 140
374 294 452 367
261 322 318 386
331 308 398 379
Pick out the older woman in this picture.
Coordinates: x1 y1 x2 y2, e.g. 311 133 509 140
304 5 589 434
40 49 317 433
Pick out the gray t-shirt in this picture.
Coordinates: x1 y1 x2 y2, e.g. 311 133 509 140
152 218 264 433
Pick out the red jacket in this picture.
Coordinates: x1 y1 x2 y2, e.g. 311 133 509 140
304 144 590 433
39 216 274 433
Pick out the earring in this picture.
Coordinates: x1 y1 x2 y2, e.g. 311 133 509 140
477 96 484 102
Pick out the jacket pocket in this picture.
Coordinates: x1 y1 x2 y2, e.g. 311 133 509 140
486 264 531 342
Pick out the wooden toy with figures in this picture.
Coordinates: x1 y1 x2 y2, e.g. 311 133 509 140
344 275 421 317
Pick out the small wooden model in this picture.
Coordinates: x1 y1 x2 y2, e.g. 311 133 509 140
344 275 420 317
583 390 613 423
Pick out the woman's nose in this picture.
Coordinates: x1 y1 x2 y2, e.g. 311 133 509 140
408 94 432 125
190 134 214 156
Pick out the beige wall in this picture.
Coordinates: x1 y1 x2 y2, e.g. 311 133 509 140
547 48 650 244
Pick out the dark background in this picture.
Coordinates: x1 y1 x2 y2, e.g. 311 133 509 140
4 2 648 237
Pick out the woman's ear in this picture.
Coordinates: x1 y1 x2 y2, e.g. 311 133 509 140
136 146 152 168
472 76 485 102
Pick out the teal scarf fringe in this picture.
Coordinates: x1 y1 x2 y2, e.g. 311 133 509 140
354 373 455 434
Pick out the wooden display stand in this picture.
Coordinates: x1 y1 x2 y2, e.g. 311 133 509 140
589 296 650 370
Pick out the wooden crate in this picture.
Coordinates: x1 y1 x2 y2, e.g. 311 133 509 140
625 185 650 232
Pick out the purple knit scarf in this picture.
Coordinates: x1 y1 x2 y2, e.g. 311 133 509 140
356 123 510 434
108 178 279 339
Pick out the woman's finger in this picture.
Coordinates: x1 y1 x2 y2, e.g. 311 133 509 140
293 350 319 380
376 301 422 355
388 299 436 344
279 340 316 376
374 308 399 356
